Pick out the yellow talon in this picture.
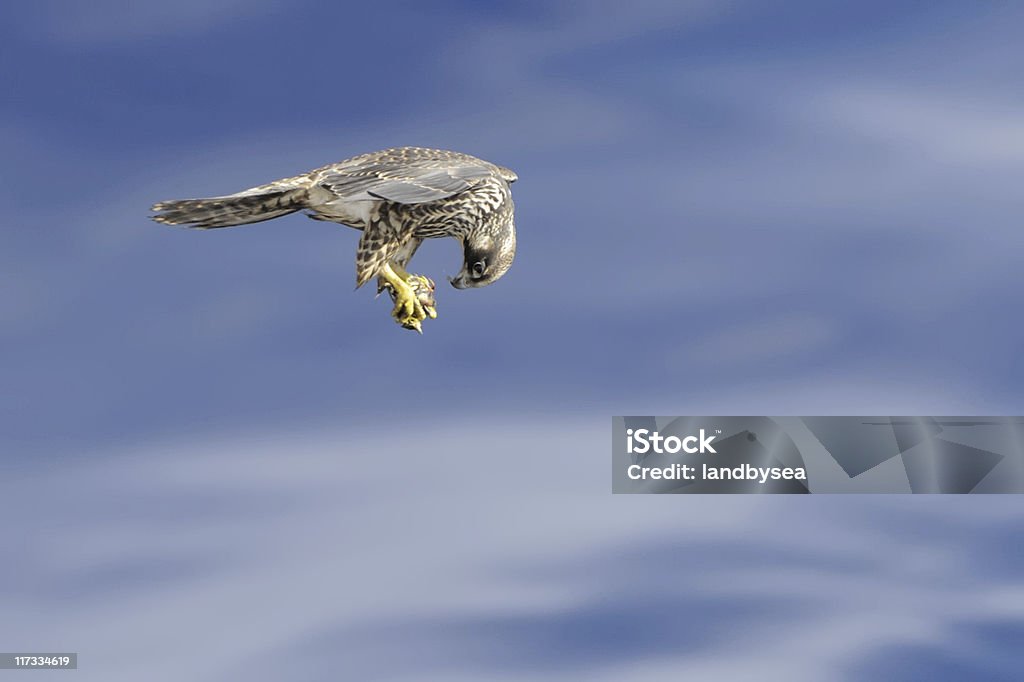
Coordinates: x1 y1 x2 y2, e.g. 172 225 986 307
377 265 436 332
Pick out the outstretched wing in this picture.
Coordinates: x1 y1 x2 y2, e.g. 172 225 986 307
313 147 503 205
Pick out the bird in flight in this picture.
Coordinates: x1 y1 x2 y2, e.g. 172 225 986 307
151 147 518 333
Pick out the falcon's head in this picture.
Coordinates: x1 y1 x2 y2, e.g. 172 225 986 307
450 212 516 289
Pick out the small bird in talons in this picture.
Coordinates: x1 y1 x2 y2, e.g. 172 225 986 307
376 271 438 334
151 147 518 332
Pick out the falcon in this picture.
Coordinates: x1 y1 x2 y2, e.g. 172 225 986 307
151 147 518 332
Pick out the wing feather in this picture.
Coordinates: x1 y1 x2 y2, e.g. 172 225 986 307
313 147 504 205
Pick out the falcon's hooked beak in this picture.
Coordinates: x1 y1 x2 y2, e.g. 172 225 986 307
448 274 469 289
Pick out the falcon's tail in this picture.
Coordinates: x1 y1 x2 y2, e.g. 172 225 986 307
151 183 309 229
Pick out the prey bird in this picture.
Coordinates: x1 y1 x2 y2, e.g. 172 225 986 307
151 147 518 332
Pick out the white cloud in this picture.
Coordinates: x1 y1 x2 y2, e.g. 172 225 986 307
817 87 1024 166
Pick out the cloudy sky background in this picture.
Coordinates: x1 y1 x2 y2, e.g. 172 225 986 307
2 1 1023 679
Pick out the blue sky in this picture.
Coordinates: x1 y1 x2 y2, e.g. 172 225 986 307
2 1 1024 680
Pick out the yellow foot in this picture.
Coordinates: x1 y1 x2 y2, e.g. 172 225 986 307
376 266 437 333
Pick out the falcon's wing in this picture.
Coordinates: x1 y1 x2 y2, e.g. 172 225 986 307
314 148 500 205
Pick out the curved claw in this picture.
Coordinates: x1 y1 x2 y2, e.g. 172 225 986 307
377 268 438 333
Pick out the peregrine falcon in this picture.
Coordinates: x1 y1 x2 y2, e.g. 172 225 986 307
151 147 518 333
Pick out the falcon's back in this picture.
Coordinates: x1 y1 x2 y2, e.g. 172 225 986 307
151 146 516 231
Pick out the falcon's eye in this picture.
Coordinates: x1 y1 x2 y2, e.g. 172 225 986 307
472 260 487 277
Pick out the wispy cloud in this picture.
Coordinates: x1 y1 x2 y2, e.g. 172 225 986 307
670 313 839 368
817 87 1024 166
2 419 1021 680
